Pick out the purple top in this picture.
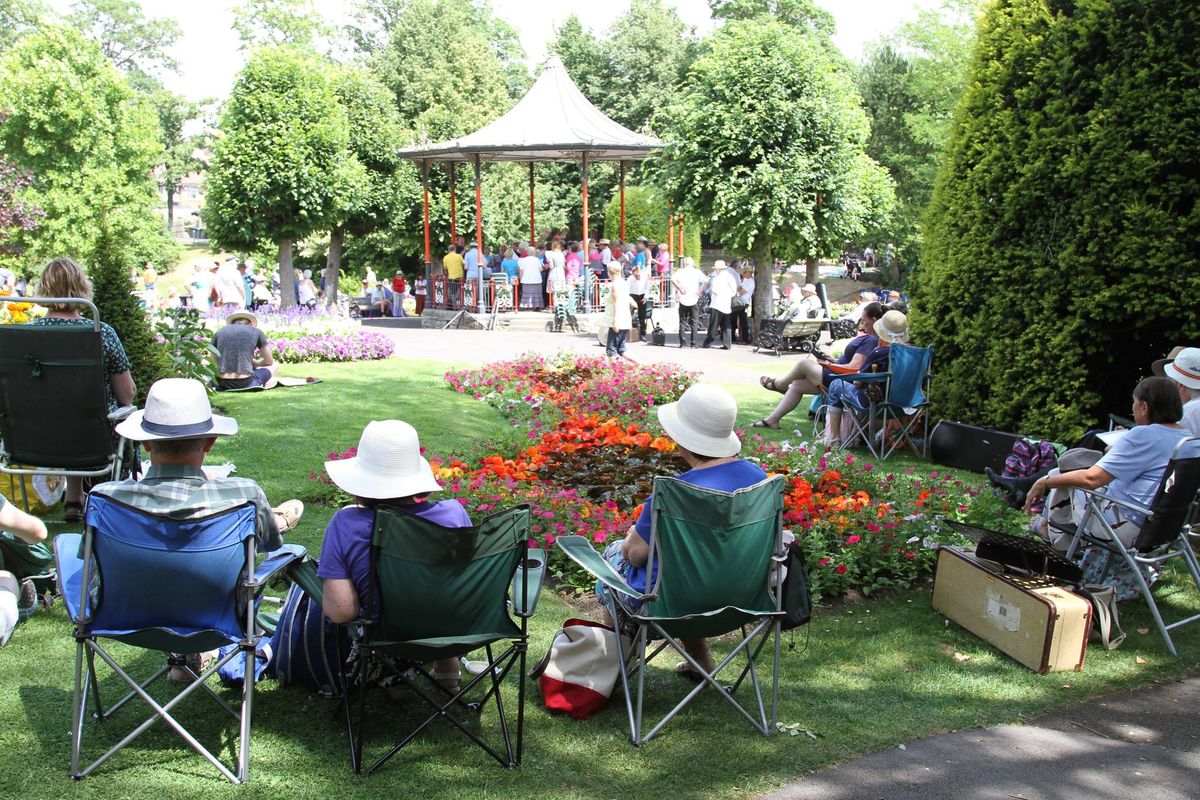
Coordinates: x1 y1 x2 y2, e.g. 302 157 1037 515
316 500 472 618
821 333 878 386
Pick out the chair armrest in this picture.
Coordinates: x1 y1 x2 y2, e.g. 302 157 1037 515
555 535 642 600
251 543 307 588
511 547 547 618
108 405 137 423
1077 487 1151 517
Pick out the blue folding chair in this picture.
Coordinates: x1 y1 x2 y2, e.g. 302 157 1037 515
53 495 305 783
832 343 932 460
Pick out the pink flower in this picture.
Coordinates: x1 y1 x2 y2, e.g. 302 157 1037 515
845 535 861 544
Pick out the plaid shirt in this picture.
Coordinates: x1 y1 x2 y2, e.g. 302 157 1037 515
90 464 282 552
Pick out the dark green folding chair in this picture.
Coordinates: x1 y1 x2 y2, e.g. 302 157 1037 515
556 475 786 746
343 504 544 773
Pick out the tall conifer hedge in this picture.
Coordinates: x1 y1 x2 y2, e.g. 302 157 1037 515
913 0 1200 440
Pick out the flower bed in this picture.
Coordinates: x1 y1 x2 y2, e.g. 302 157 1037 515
268 331 393 363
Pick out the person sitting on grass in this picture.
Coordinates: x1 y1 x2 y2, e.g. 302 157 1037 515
317 420 472 692
753 302 885 429
94 378 303 681
213 310 279 391
596 383 767 681
0 491 48 647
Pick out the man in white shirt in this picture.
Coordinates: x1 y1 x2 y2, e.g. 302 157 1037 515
795 283 825 319
1162 347 1200 437
702 260 739 350
671 256 705 348
599 238 613 266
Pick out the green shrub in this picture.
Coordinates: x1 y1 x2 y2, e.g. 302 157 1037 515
602 185 701 261
914 0 1200 440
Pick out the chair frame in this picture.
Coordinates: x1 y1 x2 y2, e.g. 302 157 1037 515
822 343 932 460
1063 438 1200 656
56 498 303 783
338 506 545 774
0 297 137 510
558 476 786 747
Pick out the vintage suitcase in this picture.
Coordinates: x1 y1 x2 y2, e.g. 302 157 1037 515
932 546 1091 673
929 420 1024 474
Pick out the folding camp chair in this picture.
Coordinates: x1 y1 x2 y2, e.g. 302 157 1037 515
0 298 136 511
556 475 785 746
1062 437 1200 656
342 504 545 773
53 495 306 783
827 343 932 460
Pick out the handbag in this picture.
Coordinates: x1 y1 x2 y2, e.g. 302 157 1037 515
530 617 625 719
1075 583 1126 650
779 541 813 630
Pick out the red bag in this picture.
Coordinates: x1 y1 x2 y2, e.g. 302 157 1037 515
529 618 623 719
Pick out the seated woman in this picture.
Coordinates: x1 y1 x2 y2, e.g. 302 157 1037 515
597 383 767 680
317 420 472 691
32 257 136 522
821 310 908 448
753 302 885 429
213 311 279 391
1023 376 1191 599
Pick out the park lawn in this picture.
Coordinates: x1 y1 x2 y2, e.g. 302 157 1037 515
3 356 1200 800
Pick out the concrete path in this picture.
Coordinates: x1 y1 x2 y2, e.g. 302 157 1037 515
764 671 1200 800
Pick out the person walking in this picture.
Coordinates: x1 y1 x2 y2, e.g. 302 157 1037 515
702 260 738 350
671 257 705 348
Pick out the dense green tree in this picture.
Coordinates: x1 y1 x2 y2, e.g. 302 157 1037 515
0 25 173 273
602 185 700 259
858 0 982 277
0 0 45 51
658 18 893 322
232 0 332 51
67 0 181 78
204 47 357 307
708 0 835 37
914 0 1200 439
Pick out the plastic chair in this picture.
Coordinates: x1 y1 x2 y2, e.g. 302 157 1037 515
556 476 785 746
1063 437 1200 656
341 504 545 773
52 495 305 783
0 298 137 510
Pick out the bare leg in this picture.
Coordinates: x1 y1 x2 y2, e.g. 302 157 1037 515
433 656 460 691
763 356 823 394
762 382 813 427
825 410 843 448
680 638 715 672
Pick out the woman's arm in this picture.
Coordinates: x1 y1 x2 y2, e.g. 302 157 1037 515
1024 465 1115 511
321 578 360 623
620 525 649 567
0 500 47 543
111 370 136 407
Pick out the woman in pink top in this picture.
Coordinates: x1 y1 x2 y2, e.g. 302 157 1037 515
656 242 671 276
565 241 582 284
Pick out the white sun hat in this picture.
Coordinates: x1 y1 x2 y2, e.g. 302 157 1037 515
656 384 741 458
324 420 442 500
115 378 238 442
874 310 909 343
1164 347 1200 390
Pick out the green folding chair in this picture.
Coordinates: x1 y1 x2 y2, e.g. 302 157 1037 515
556 475 786 746
343 504 544 773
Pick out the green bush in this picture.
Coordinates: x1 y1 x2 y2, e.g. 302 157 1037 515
88 224 171 405
602 185 701 261
914 0 1200 440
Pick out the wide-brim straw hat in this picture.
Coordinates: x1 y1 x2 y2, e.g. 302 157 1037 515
226 310 257 326
598 238 611 245
1163 347 1200 390
324 420 441 500
874 310 909 343
656 384 741 458
1151 346 1188 378
801 283 817 294
115 378 238 442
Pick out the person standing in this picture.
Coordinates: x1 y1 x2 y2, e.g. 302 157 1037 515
238 262 253 309
702 260 738 350
391 271 408 318
731 264 754 345
443 244 465 310
671 256 705 348
190 263 211 311
517 247 544 310
605 262 638 361
627 262 649 338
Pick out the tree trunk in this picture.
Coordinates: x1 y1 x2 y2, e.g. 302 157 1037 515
325 228 343 309
750 238 773 336
165 182 175 230
277 238 297 309
805 257 819 286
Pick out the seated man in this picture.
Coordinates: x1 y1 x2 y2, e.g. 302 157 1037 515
597 384 767 680
754 302 885 429
317 419 471 692
95 378 303 679
213 310 279 391
0 491 48 646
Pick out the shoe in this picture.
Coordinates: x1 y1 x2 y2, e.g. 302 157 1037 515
63 500 83 523
273 499 304 532
16 579 37 621
985 468 1034 509
169 649 217 683
751 418 779 429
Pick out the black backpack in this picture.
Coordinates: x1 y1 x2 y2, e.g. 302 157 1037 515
780 541 813 630
651 324 666 346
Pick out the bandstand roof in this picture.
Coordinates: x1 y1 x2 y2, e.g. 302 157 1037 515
395 55 662 163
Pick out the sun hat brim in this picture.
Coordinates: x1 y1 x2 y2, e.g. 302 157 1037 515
114 410 238 442
874 316 910 343
226 311 257 326
324 454 442 500
657 400 740 459
1164 360 1200 390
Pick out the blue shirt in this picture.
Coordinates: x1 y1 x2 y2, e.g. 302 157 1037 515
501 258 519 279
626 460 769 593
464 247 482 277
1096 424 1193 522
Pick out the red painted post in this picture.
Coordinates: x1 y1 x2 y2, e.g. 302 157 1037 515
678 213 685 262
448 161 457 244
619 160 627 242
422 159 431 308
474 154 484 314
529 161 536 246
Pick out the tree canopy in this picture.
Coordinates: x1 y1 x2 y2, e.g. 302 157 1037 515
914 0 1200 439
658 17 893 313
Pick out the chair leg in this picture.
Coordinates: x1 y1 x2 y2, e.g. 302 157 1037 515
70 638 88 778
484 644 515 766
515 638 527 766
237 645 255 783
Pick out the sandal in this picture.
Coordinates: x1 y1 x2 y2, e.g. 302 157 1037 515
674 661 704 683
759 376 778 392
751 419 779 429
273 499 304 532
63 500 83 523
433 670 461 693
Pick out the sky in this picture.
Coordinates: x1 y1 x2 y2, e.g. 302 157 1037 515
47 0 942 103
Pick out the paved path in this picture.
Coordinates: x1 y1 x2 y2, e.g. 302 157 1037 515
764 671 1200 800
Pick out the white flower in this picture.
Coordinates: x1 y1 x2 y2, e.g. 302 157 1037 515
906 536 921 544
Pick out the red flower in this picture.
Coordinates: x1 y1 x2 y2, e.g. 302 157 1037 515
817 557 830 566
845 535 861 544
834 564 847 575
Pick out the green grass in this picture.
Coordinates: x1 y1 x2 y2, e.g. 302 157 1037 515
3 357 1200 799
